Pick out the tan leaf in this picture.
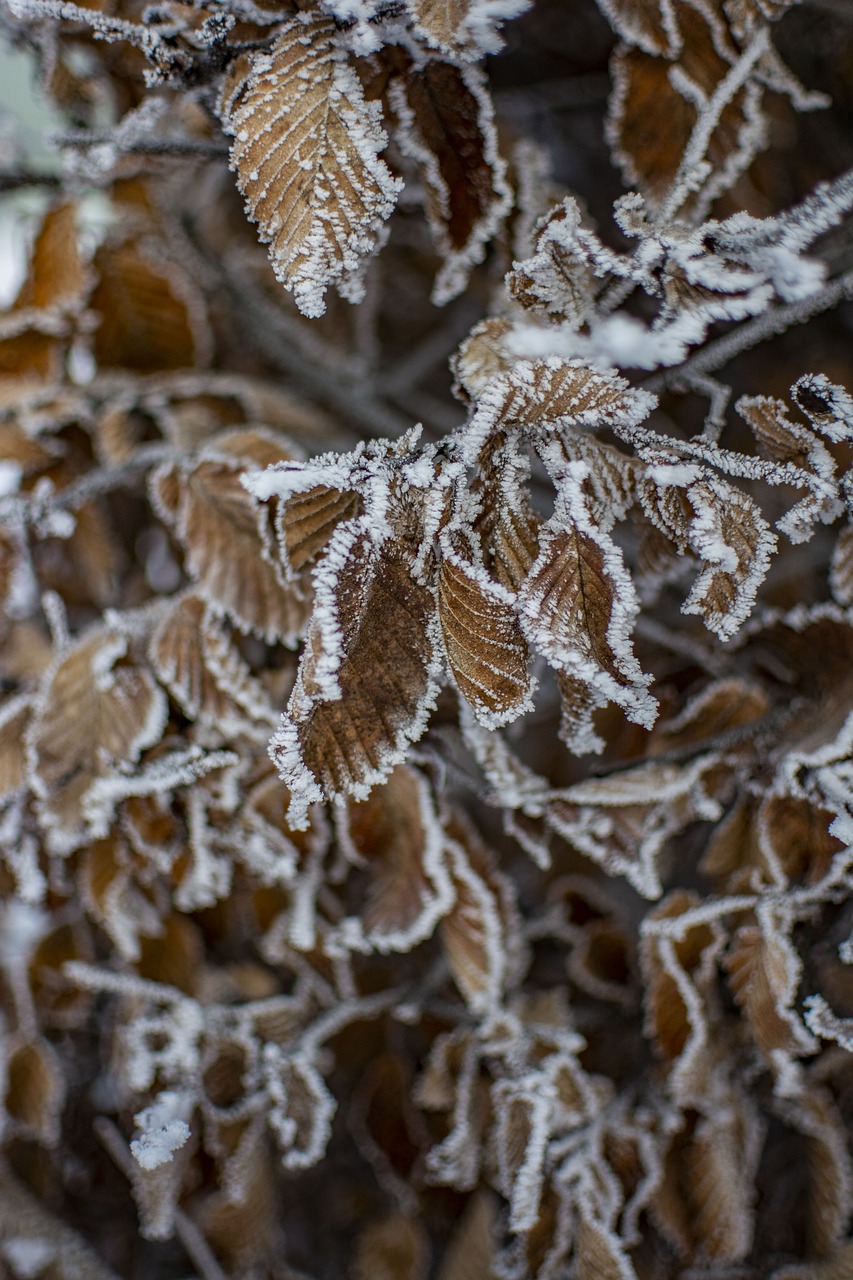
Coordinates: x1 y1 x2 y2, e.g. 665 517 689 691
650 677 768 755
151 431 310 643
594 0 681 55
276 484 361 576
264 1050 336 1169
391 61 510 302
437 1192 496 1280
681 474 776 641
467 358 654 458
91 238 209 372
830 523 853 606
13 202 87 313
28 627 167 852
0 695 30 801
793 1090 853 1257
150 592 275 730
470 435 541 591
452 317 513 400
506 198 596 326
518 494 655 734
641 890 721 1069
355 1216 429 1280
4 1036 65 1144
575 1209 638 1280
737 394 821 467
219 13 401 317
724 922 810 1058
273 522 440 824
406 0 518 54
439 812 522 1013
340 763 453 951
684 1102 759 1261
81 835 157 962
608 3 761 203
438 546 533 727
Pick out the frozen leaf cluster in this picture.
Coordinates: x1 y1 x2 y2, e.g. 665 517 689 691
1 0 853 1274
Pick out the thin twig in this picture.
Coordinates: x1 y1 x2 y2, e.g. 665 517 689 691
645 267 853 393
96 1119 232 1280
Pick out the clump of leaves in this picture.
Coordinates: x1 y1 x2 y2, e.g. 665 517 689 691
1 0 853 1275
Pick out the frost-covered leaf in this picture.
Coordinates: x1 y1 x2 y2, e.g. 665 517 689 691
506 198 596 327
150 592 276 731
439 812 522 1013
574 1207 639 1280
219 13 402 317
608 1 766 205
390 61 511 303
492 1071 554 1233
337 763 454 951
437 540 533 728
681 473 776 639
685 1093 763 1261
724 920 813 1059
151 430 310 643
3 1035 65 1145
436 1192 496 1280
276 484 362 577
594 0 681 56
641 890 724 1095
641 467 776 640
518 468 656 740
464 358 655 461
406 0 530 56
0 695 31 802
27 627 167 853
272 518 440 825
355 1215 429 1280
91 237 210 373
264 1049 336 1170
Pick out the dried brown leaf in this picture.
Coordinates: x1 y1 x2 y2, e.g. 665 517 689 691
392 61 510 301
274 522 440 820
28 627 167 852
219 13 401 317
438 547 532 727
152 431 310 643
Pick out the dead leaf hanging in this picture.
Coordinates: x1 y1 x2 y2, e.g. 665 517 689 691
219 12 402 317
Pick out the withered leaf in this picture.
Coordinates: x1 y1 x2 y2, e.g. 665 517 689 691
518 497 655 734
392 61 510 302
91 238 209 372
219 12 401 317
28 627 167 852
438 545 533 727
340 763 453 950
594 0 681 56
273 520 440 824
575 1208 638 1280
684 1102 759 1261
14 202 87 314
150 592 275 730
276 484 361 577
0 695 30 801
436 1192 496 1280
4 1036 65 1145
724 922 809 1059
439 813 521 1012
467 358 654 459
151 431 310 644
355 1216 429 1280
609 1 761 203
264 1050 336 1169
